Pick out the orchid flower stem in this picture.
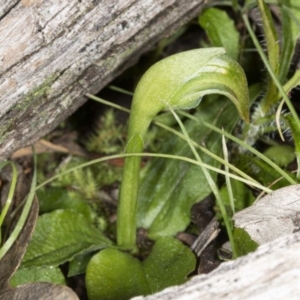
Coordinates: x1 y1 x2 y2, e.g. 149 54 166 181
91 49 249 250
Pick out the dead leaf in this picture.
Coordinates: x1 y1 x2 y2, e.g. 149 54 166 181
1 282 78 300
11 139 86 158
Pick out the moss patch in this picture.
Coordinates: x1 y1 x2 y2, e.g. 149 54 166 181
15 74 58 112
0 74 60 145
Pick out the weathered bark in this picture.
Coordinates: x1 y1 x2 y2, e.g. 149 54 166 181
133 232 300 300
0 0 208 160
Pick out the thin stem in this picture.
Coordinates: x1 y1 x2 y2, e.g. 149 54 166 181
0 162 17 246
243 14 300 135
204 120 296 184
169 107 237 258
0 162 17 229
222 133 235 214
0 150 37 260
36 152 271 193
179 111 296 185
108 85 134 96
86 94 130 113
87 95 261 187
155 120 260 186
276 100 285 141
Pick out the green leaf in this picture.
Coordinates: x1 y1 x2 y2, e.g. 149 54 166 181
281 1 300 29
263 145 295 167
137 97 240 239
68 252 95 277
10 266 65 287
283 114 300 177
279 69 300 103
86 248 147 300
143 237 195 292
233 227 258 257
199 8 240 60
86 237 195 300
22 209 112 267
218 180 255 218
37 188 95 221
237 154 295 190
0 161 17 234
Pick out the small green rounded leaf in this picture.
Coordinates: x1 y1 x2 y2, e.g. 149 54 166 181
263 145 295 167
143 237 196 293
233 227 259 257
86 248 148 300
86 237 196 300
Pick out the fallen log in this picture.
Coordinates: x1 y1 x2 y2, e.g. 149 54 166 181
0 0 208 159
133 232 300 299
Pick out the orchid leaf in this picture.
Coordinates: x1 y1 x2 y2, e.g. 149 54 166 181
86 237 195 300
10 266 65 287
37 188 95 221
22 209 112 267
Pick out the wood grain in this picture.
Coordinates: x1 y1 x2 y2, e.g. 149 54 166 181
133 232 300 299
0 0 208 159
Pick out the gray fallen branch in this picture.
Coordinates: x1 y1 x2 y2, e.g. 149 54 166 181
0 0 208 159
133 232 300 300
